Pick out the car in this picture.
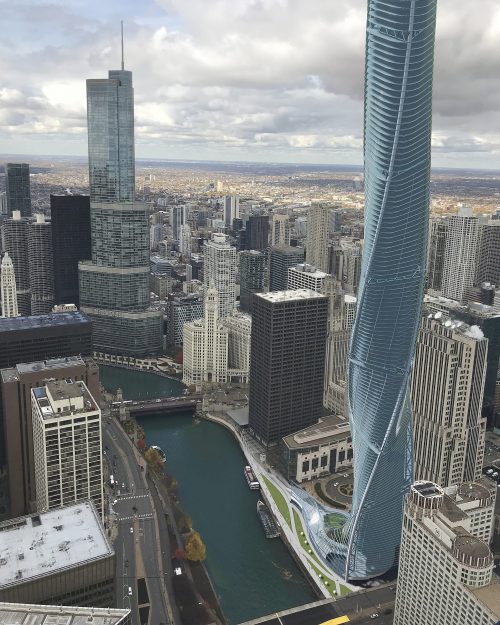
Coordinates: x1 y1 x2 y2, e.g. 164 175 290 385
343 473 349 477
128 586 132 596
122 482 125 489
370 614 379 620
130 527 134 534
174 567 182 576
334 482 339 487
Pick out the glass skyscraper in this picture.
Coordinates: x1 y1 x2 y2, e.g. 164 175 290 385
344 0 437 580
5 163 31 218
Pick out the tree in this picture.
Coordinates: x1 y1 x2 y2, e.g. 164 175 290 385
136 438 146 451
185 530 206 562
144 447 164 475
175 547 187 560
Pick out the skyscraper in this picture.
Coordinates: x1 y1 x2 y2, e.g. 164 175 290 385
203 233 237 319
270 214 290 247
476 220 500 288
0 253 19 318
441 206 480 303
4 163 31 218
239 250 266 313
224 196 240 228
269 246 305 292
305 203 329 272
248 289 328 445
246 215 269 251
426 217 447 291
1 211 30 316
344 0 437 580
50 194 91 306
28 214 54 314
171 205 187 241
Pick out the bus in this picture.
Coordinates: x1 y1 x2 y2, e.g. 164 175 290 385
319 617 350 625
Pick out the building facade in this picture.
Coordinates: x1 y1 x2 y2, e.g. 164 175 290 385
0 603 130 625
239 250 266 313
28 215 54 314
287 263 329 292
412 314 488 487
31 379 103 519
305 203 329 273
203 233 236 319
166 293 203 345
246 215 269 251
248 290 328 445
50 194 91 306
427 217 447 292
344 0 437 580
0 253 19 318
476 220 500 288
4 163 31 218
270 214 290 247
269 246 305 292
224 312 252 384
395 480 499 625
224 196 239 227
1 212 31 316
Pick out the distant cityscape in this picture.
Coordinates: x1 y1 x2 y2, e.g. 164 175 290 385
0 1 499 625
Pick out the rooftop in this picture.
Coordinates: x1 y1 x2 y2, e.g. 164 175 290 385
283 415 350 450
0 502 113 587
454 531 491 560
471 573 500 619
32 379 98 420
426 311 486 339
289 263 329 278
257 289 326 304
0 602 130 625
1 356 90 384
0 312 90 333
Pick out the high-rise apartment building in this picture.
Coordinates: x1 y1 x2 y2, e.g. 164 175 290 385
395 480 499 625
1 211 30 316
344 0 437 580
171 205 187 241
342 241 363 294
248 289 328 445
28 214 54 314
203 233 236 319
476 220 500 288
166 292 203 345
441 206 480 303
224 196 240 227
270 214 290 247
179 223 192 258
269 246 305 292
305 203 329 272
86 70 134 203
4 163 31 218
426 217 447 291
239 250 266 313
0 253 19 318
1 356 99 517
287 263 329 292
412 313 488 487
32 378 103 519
246 215 269 251
50 194 91 306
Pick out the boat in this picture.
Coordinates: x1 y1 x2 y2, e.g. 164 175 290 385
151 445 166 463
244 465 260 490
257 500 280 539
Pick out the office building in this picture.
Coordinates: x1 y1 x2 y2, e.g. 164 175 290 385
239 250 266 313
4 163 31 218
412 313 488 487
441 206 480 303
287 263 329 292
0 192 7 215
1 356 99 517
171 205 187 241
50 194 91 306
269 246 305 292
1 211 30 315
249 290 328 445
476 220 500 287
306 203 329 272
0 603 131 625
86 69 134 203
224 196 240 227
0 501 115 607
394 480 499 625
32 379 103 519
28 215 54 314
166 293 203 345
427 217 447 291
246 215 269 251
1 253 19 318
224 312 252 383
203 233 237 319
344 0 437 580
79 201 163 356
183 288 228 387
270 214 290 246
342 241 363 294
179 223 192 258
150 223 164 250
150 273 176 300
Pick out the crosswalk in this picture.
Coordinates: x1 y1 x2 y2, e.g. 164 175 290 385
116 494 149 501
118 513 153 521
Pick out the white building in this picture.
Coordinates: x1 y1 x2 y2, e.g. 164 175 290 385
287 263 330 292
179 223 192 258
224 195 240 227
412 313 488 487
31 379 103 519
150 223 164 250
395 480 499 625
203 233 237 319
442 205 480 303
270 214 290 246
305 203 329 272
1 252 19 317
170 205 187 241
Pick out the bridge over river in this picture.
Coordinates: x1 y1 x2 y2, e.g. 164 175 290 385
111 394 203 418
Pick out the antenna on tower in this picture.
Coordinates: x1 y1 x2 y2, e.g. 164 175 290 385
121 20 125 70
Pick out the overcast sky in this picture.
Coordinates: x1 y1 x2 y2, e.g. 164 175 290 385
0 0 499 168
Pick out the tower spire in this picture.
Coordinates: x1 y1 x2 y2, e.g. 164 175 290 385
121 20 124 70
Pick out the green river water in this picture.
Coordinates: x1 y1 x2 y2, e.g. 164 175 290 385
99 366 316 624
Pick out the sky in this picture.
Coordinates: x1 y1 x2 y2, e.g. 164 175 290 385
0 0 499 168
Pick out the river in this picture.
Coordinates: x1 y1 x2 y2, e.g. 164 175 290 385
99 366 316 624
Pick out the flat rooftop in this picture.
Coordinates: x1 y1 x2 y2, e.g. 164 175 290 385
32 379 98 419
257 289 326 303
283 415 350 450
471 572 500 619
1 356 90 384
0 312 90 333
0 502 113 588
289 263 329 278
0 602 130 625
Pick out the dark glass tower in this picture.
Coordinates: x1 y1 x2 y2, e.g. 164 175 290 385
239 250 265 313
28 215 54 314
269 246 305 291
246 215 269 251
5 163 31 218
344 0 437 580
50 194 91 306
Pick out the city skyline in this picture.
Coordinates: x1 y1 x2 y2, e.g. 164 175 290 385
0 0 499 168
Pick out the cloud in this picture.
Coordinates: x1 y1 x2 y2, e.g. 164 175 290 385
0 0 499 166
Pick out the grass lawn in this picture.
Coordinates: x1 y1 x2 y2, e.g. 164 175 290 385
324 512 347 531
340 584 351 596
293 510 323 567
262 476 291 527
